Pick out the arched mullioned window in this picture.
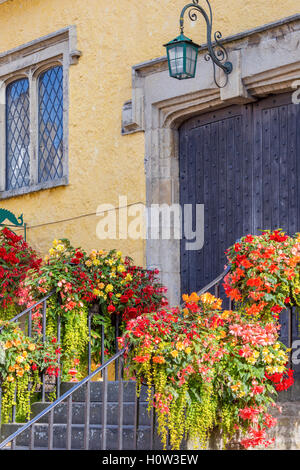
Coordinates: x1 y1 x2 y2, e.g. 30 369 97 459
5 78 30 190
0 28 74 198
38 66 64 183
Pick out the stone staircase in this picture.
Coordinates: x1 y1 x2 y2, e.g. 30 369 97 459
1 380 300 450
0 381 163 450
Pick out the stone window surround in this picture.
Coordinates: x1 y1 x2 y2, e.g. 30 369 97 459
123 14 300 306
0 26 81 200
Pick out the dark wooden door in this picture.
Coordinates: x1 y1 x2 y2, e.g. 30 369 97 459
179 93 300 379
179 92 300 295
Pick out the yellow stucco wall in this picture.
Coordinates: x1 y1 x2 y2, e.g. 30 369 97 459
0 0 299 263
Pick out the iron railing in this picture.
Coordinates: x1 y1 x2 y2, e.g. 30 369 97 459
0 291 121 425
0 348 126 450
0 267 295 450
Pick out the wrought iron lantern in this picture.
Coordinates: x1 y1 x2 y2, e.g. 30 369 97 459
164 0 233 88
164 34 200 80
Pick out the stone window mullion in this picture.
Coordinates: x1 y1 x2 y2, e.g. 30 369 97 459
61 56 68 180
0 80 6 191
29 70 38 186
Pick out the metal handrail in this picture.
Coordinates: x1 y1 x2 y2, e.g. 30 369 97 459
196 266 230 296
0 289 56 333
0 347 127 450
0 268 232 450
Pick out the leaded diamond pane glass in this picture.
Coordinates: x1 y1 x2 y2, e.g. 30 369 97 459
6 78 30 190
38 66 63 183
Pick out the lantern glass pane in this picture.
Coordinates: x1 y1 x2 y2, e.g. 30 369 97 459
185 46 197 77
169 45 184 77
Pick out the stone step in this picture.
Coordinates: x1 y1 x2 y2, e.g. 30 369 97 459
59 380 148 403
0 423 163 450
30 401 152 426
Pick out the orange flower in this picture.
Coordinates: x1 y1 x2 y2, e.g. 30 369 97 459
16 368 24 377
152 356 165 364
228 288 242 302
4 341 13 349
288 256 300 268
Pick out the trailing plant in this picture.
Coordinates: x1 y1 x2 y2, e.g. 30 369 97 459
0 321 60 423
26 238 167 374
122 292 294 450
85 248 168 359
224 230 300 321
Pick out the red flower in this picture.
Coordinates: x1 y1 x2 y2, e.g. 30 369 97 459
270 305 283 314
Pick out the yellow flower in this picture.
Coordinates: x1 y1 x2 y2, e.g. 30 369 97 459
125 274 132 282
171 350 179 358
221 310 232 319
98 283 105 290
246 356 257 365
28 344 36 352
117 251 122 258
117 265 126 273
85 260 92 267
176 342 185 351
253 350 259 359
219 330 227 339
273 343 280 350
93 259 100 266
185 347 192 355
105 284 114 293
49 248 56 256
93 289 101 296
52 239 59 247
22 351 28 358
116 293 121 298
56 244 65 252
199 293 222 309
7 376 14 383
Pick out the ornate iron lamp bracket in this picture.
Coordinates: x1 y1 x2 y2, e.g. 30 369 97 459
0 208 27 240
180 0 233 88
